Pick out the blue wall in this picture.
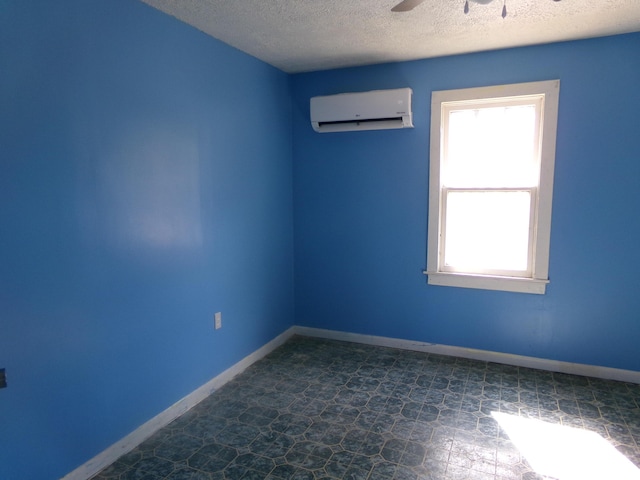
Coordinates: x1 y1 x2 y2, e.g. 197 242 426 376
292 34 640 373
2 0 640 477
0 1 293 478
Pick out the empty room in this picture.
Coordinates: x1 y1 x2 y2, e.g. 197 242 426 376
2 0 640 479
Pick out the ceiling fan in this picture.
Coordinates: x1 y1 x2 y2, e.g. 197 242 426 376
391 0 508 18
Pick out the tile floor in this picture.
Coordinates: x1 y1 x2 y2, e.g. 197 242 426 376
92 336 640 479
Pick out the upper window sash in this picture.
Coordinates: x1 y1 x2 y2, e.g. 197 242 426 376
441 97 544 189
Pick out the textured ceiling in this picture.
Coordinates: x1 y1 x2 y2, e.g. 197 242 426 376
141 0 640 73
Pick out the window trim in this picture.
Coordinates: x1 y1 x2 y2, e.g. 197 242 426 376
425 80 560 295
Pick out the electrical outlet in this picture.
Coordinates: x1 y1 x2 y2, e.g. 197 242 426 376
214 312 222 330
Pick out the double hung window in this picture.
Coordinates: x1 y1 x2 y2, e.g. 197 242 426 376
425 80 560 294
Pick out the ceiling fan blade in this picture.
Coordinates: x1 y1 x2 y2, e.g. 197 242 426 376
391 0 427 12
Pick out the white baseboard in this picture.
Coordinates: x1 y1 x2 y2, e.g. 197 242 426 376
62 327 296 480
292 326 640 384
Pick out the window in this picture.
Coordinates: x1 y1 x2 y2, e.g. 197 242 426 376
425 80 560 294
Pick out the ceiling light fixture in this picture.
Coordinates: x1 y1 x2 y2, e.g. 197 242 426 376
464 0 508 18
392 0 558 15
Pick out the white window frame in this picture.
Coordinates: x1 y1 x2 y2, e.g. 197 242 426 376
425 80 560 294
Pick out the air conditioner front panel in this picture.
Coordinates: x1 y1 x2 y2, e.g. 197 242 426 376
310 88 413 133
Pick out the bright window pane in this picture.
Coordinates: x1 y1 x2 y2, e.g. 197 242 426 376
444 190 532 273
445 105 537 188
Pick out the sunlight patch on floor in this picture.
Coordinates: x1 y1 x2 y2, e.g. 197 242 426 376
492 412 640 480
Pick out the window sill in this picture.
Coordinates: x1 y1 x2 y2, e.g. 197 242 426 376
423 271 548 295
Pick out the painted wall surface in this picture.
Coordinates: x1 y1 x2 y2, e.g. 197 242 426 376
292 33 640 373
0 1 293 478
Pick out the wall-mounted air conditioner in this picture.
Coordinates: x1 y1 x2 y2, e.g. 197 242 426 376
310 88 413 133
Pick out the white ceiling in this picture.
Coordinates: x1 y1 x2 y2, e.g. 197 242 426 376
141 0 640 73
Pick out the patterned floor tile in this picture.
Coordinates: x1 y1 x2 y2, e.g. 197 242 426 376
91 336 640 479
